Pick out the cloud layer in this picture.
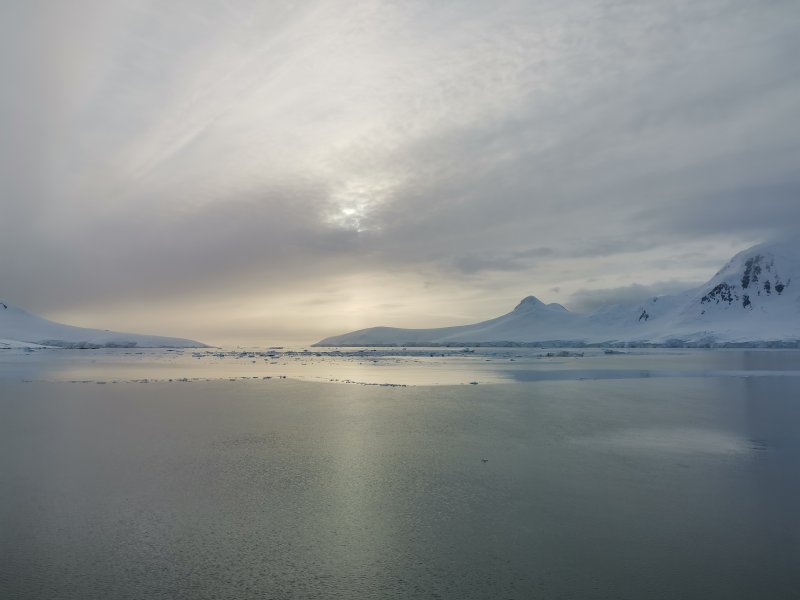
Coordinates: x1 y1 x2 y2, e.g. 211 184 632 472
3 0 799 343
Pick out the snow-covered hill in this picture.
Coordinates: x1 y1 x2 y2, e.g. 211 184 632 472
0 301 207 348
315 240 800 347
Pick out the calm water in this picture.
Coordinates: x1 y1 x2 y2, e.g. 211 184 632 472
2 346 800 386
1 350 800 598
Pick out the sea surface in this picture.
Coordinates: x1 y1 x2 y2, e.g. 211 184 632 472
1 348 799 599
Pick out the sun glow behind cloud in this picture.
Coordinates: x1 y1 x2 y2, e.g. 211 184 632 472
2 0 800 344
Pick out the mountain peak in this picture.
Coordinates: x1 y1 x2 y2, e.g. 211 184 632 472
513 295 546 312
694 240 798 313
316 238 800 346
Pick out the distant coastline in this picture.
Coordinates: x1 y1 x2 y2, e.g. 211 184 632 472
314 340 800 349
317 240 800 348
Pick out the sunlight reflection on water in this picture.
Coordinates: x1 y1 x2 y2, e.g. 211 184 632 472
2 375 799 599
1 347 800 386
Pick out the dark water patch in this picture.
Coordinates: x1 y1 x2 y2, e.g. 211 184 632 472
1 378 800 598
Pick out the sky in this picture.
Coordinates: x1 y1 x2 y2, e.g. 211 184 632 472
2 0 800 345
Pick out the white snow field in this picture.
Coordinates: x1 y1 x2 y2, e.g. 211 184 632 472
317 240 800 347
0 301 206 348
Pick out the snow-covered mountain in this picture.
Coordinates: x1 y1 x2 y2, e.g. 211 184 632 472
0 301 207 348
315 240 800 347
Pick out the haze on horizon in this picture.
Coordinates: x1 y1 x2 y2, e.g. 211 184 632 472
2 0 800 346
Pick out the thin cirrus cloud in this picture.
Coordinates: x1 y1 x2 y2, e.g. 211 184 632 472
1 0 799 343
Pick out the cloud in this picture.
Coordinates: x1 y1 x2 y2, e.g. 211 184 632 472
568 281 703 313
2 0 799 342
449 247 554 274
635 180 800 239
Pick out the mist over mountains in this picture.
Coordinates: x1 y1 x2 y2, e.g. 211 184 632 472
317 240 800 347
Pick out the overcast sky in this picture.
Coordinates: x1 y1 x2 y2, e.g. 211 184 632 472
2 0 799 345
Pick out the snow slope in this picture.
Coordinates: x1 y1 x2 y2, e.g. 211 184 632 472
0 301 207 348
315 240 800 347
0 338 49 350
